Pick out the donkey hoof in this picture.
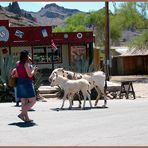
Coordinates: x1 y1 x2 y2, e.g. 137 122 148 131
78 105 81 108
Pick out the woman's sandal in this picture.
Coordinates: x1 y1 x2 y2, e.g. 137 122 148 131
18 114 26 122
25 119 34 123
18 114 34 123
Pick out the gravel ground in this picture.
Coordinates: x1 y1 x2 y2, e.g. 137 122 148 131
110 75 148 99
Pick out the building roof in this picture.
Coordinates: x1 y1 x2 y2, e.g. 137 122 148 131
121 48 148 56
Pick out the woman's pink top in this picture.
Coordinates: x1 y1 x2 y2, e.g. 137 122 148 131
17 62 33 80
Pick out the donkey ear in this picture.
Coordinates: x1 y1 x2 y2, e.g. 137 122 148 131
61 68 64 73
53 72 58 77
80 74 82 78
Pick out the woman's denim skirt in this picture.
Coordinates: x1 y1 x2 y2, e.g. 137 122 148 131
16 77 36 98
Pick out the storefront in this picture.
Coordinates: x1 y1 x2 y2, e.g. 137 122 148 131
51 32 94 72
0 20 94 73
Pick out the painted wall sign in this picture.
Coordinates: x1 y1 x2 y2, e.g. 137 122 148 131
42 28 48 37
70 45 86 71
77 33 83 39
64 33 68 39
0 26 9 42
15 30 24 38
2 48 8 54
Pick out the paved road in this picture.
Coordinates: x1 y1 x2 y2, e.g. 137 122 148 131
0 98 148 146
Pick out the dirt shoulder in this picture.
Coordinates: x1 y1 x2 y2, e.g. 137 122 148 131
110 75 148 99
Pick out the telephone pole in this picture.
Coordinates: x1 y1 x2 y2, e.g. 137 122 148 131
105 1 110 81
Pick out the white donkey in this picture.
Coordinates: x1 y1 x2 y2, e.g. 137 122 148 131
49 68 107 107
50 72 92 109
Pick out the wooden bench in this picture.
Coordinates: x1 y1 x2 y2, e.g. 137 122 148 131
106 81 136 99
119 81 136 99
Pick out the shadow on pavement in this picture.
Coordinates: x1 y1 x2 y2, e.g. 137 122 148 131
19 109 36 112
51 107 91 111
93 106 109 109
28 109 36 112
8 122 37 128
51 106 108 112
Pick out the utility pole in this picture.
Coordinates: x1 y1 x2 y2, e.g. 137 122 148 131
105 1 110 81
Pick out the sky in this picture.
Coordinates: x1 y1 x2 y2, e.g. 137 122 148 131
0 2 122 13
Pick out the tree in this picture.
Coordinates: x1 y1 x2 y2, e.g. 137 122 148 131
53 2 147 47
112 2 117 14
0 5 2 10
53 12 87 32
53 26 64 32
79 9 108 47
137 2 148 19
128 30 148 50
117 2 146 30
110 14 123 45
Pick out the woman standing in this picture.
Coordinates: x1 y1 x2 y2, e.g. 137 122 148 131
16 50 38 122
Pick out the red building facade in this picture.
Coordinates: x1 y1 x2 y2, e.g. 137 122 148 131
0 20 94 72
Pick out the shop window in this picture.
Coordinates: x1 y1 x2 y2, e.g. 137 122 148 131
33 45 62 64
10 47 32 62
70 45 86 72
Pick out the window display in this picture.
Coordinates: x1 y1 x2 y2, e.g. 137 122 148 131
70 45 86 71
33 45 62 64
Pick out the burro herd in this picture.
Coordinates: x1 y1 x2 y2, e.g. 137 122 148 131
49 68 108 109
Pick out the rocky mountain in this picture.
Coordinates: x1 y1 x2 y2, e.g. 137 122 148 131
0 7 39 27
7 2 21 16
5 2 35 22
0 2 81 26
30 3 81 26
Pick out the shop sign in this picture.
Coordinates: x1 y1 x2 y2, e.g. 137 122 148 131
42 28 48 37
64 33 68 39
2 48 8 54
15 30 24 38
0 26 9 42
77 33 83 39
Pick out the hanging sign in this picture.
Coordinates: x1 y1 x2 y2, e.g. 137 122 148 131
0 26 9 42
